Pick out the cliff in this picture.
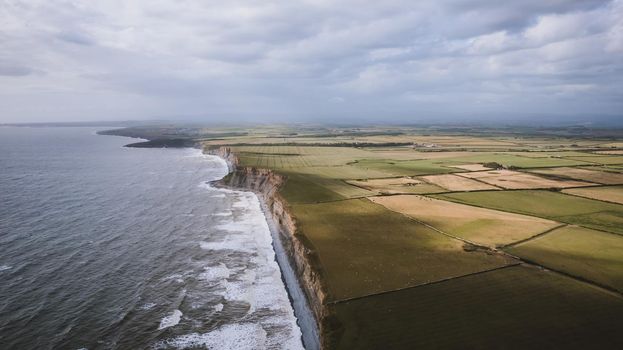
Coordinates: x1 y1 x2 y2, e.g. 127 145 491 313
206 146 333 350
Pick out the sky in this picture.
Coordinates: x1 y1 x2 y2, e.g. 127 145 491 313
1 0 622 124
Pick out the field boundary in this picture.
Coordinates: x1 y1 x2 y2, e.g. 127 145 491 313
561 188 623 206
427 192 623 237
369 196 623 298
327 264 520 305
501 224 568 248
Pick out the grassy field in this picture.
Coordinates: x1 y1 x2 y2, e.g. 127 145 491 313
370 195 560 247
290 198 515 300
563 186 623 204
530 167 623 184
347 177 445 194
448 163 492 171
233 145 377 168
351 159 460 176
507 226 623 292
433 190 623 235
563 155 623 165
506 226 623 292
434 152 593 168
330 265 623 349
278 173 341 203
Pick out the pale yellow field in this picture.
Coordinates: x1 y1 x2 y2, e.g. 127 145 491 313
530 167 623 185
600 142 623 148
369 195 560 247
563 186 623 205
421 174 499 191
449 164 492 171
459 170 594 189
595 150 623 155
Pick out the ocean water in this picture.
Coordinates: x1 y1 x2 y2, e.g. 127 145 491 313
0 127 304 350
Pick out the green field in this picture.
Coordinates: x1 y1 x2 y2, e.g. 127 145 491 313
433 190 623 235
351 159 460 176
233 146 377 168
507 226 623 292
278 173 346 203
330 265 623 349
291 198 515 300
435 152 593 168
564 155 623 165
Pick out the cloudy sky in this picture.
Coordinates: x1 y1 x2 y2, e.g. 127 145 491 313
1 0 622 124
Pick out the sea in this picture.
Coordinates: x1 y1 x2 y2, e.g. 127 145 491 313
0 127 304 350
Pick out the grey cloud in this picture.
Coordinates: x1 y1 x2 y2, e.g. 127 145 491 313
0 0 621 123
56 31 95 46
0 65 34 77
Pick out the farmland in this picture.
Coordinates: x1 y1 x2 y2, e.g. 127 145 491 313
529 167 623 184
458 169 595 189
290 198 514 300
329 265 623 349
563 185 623 204
347 177 445 195
204 126 623 348
420 173 499 191
369 195 560 247
106 124 623 348
506 226 623 292
433 190 623 235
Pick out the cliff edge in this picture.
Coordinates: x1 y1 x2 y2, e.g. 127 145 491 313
206 146 334 350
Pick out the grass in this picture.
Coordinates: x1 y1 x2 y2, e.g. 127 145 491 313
330 265 623 349
290 198 515 300
563 185 623 204
436 153 592 168
563 155 623 165
433 190 623 235
279 173 345 203
347 178 445 195
286 165 391 180
351 159 459 176
530 167 623 185
233 145 377 168
370 195 560 247
506 226 623 292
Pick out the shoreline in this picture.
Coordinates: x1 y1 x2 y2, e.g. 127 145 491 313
98 130 321 349
206 147 321 350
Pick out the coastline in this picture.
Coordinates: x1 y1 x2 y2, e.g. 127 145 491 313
98 129 322 349
206 146 322 350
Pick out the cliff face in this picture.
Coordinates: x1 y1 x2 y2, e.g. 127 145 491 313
206 146 332 349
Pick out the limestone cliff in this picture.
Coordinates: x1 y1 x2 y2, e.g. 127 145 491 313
205 146 333 349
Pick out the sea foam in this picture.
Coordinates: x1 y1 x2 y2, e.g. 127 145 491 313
158 310 183 330
154 323 268 350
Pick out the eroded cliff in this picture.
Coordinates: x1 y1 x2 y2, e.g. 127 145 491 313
206 146 334 349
